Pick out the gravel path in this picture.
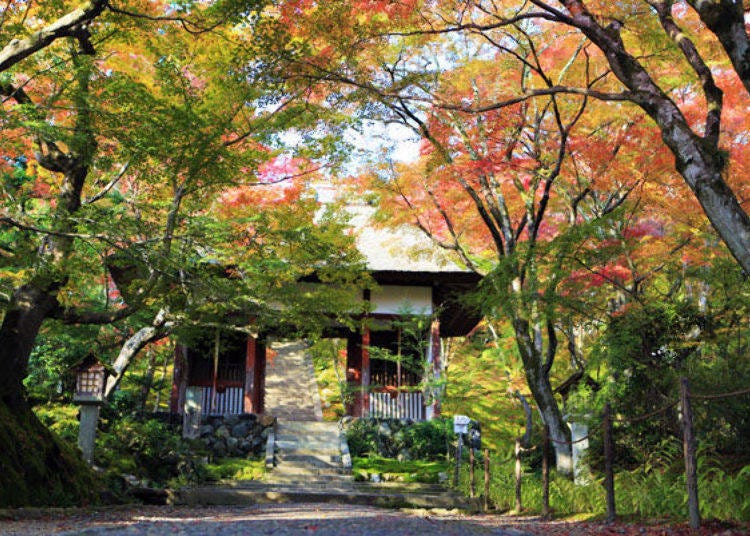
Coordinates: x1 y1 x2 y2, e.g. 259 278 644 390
3 503 747 536
0 503 529 536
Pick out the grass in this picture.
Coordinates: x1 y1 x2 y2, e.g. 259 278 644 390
203 458 266 481
456 456 750 522
443 339 750 522
352 455 451 483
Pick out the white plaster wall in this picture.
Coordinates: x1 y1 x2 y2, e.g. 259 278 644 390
371 285 432 315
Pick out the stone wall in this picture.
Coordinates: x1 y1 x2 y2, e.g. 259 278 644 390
196 413 275 458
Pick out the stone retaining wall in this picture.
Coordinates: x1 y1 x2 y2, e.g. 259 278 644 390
197 414 276 458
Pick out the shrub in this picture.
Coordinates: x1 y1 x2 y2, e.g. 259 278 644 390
345 417 453 460
96 417 205 488
346 418 380 456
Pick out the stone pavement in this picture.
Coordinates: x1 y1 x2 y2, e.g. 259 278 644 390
264 341 323 421
0 504 532 535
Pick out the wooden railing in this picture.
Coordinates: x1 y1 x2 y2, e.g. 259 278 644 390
196 386 244 415
369 391 425 420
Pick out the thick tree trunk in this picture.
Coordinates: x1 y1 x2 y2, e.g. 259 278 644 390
558 0 750 274
652 110 750 274
0 397 99 506
512 317 572 474
0 282 102 507
0 283 60 408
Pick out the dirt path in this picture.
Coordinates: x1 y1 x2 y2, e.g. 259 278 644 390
1 503 746 535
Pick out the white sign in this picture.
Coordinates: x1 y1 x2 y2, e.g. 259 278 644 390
453 414 470 434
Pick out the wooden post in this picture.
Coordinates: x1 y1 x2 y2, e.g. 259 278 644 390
484 448 490 512
542 424 550 519
469 447 476 498
680 377 701 529
602 403 616 524
256 341 266 414
211 328 220 414
243 337 257 414
453 433 464 487
170 345 187 414
361 323 370 416
514 437 522 512
428 318 442 418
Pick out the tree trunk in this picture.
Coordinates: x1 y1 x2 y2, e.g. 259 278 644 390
558 0 750 274
0 282 104 507
0 283 61 408
138 348 158 413
656 115 750 275
512 317 573 474
0 397 100 506
103 310 172 399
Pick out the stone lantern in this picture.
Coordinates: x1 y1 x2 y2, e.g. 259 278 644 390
73 355 106 464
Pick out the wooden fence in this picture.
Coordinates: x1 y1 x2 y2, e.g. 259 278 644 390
369 391 425 420
188 386 244 415
464 377 750 529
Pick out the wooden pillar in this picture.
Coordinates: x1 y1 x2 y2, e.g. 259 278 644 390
170 345 188 414
427 318 441 418
256 341 266 414
603 403 617 523
542 424 551 519
514 438 523 512
346 334 364 417
211 329 220 414
484 448 490 512
244 337 257 413
361 324 370 417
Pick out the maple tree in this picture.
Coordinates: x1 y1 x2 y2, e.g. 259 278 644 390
352 0 750 273
0 1 363 505
267 0 746 473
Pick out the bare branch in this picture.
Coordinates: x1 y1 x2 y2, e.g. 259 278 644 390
84 160 130 204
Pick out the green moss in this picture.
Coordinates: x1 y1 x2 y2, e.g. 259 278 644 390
204 458 266 481
352 456 450 483
0 400 100 507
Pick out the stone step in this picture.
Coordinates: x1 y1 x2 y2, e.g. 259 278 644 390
276 430 339 437
224 481 356 493
274 447 341 457
277 421 339 430
265 473 354 485
263 341 323 421
271 464 348 476
276 429 339 438
275 428 340 437
175 484 480 511
275 440 339 449
275 436 340 446
276 455 342 469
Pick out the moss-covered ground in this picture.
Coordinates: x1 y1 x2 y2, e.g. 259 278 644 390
0 400 100 507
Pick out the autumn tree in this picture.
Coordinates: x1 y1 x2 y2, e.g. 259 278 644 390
266 0 729 471
0 1 360 505
340 0 750 273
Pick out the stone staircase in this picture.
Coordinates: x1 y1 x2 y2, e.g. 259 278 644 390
273 420 347 476
174 340 477 510
264 340 323 421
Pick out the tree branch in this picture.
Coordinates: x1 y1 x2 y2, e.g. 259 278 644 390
0 0 107 73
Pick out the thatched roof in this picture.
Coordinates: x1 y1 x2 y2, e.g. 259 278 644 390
349 204 469 275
